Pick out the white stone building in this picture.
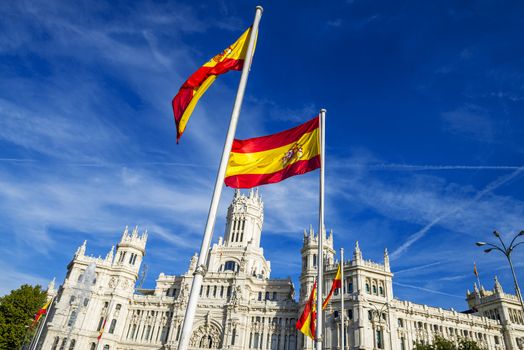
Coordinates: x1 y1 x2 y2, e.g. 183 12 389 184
36 190 524 350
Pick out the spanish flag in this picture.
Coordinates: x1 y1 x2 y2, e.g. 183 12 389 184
225 116 321 188
32 299 52 327
98 318 107 341
474 262 479 278
322 264 342 309
296 282 317 340
172 27 254 143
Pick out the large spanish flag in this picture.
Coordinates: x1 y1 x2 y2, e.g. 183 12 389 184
296 282 317 340
322 264 342 309
225 116 321 188
172 27 254 143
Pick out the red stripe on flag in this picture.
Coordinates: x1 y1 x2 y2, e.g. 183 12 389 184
225 156 320 189
231 116 319 153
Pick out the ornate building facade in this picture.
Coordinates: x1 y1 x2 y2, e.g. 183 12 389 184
36 190 524 349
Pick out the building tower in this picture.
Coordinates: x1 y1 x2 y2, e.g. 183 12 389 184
224 188 264 248
114 225 147 278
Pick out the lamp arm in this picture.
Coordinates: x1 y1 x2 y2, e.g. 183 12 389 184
509 234 522 250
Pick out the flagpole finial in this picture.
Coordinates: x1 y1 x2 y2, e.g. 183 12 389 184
320 108 327 113
256 5 264 13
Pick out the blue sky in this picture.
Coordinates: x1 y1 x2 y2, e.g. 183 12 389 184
1 0 524 311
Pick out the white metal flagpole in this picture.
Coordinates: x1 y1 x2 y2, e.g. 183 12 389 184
316 109 326 350
340 248 345 350
177 6 263 350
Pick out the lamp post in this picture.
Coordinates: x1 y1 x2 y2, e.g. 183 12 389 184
476 230 524 315
368 302 390 350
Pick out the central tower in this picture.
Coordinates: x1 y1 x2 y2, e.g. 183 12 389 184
207 189 270 279
224 188 263 248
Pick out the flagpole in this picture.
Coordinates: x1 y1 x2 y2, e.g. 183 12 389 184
475 262 482 289
340 248 345 350
177 6 263 350
316 109 326 350
29 297 55 350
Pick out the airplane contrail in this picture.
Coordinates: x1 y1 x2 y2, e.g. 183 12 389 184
391 166 524 260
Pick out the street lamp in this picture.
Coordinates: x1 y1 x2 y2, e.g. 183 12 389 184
475 230 524 315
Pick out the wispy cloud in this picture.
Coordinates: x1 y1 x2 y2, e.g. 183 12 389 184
391 166 524 259
441 104 495 142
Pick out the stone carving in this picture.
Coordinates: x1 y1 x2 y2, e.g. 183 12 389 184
189 323 222 349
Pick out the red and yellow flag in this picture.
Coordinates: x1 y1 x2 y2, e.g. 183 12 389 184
296 282 317 340
98 318 107 341
32 299 51 327
225 116 321 188
322 264 342 309
172 27 254 143
474 262 479 278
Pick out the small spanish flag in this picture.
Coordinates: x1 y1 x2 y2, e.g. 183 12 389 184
98 318 107 341
225 116 321 188
296 282 317 340
474 262 479 278
172 27 254 143
32 299 52 327
322 264 342 309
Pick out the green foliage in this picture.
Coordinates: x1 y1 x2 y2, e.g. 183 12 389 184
414 336 485 350
0 284 47 350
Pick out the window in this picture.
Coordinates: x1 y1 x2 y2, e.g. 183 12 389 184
129 253 134 264
90 343 96 350
109 319 117 334
372 285 377 295
116 304 122 310
213 286 217 297
272 292 277 300
368 310 372 320
103 346 110 350
68 311 77 327
376 329 383 349
59 338 67 350
348 309 353 320
265 292 270 300
379 286 384 296
398 318 404 327
68 339 76 350
83 298 89 307
224 261 237 272
69 296 76 305
348 282 353 293
365 283 370 293
51 337 60 350
97 317 104 331
258 292 262 301
220 286 224 298
77 274 84 282
313 254 317 267
334 310 339 318
231 328 236 345
227 286 232 297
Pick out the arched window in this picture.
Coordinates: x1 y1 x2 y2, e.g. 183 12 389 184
200 335 213 348
230 327 236 345
68 339 76 350
90 343 96 350
365 283 370 293
51 337 60 350
59 338 67 350
116 304 122 310
109 319 117 334
83 298 89 307
372 285 377 295
224 261 237 272
379 286 384 296
68 311 77 327
77 274 84 282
